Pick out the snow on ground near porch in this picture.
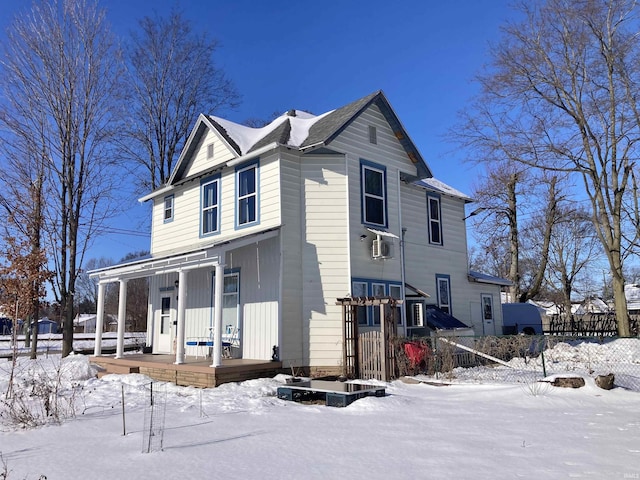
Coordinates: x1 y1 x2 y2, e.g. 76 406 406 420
0 332 147 356
0 341 639 479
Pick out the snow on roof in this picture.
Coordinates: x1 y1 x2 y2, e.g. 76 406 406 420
416 177 472 201
209 115 288 154
468 270 512 286
209 109 334 155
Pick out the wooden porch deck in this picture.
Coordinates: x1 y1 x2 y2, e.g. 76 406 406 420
90 354 283 388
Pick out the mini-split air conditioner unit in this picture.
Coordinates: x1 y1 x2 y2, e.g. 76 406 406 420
372 236 391 259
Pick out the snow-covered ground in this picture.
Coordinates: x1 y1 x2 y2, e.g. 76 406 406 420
0 340 639 479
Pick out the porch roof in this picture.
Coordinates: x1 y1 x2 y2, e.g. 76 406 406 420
89 226 280 283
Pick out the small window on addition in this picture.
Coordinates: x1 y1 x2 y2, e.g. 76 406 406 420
369 125 377 144
207 143 214 159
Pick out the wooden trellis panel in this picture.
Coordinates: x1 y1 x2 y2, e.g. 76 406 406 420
337 297 402 381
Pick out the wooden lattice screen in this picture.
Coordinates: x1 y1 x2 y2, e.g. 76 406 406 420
336 297 402 381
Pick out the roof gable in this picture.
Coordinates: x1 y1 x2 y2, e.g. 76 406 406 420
154 91 434 198
167 114 241 185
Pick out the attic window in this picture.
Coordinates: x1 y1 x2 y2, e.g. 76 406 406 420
207 143 214 159
369 126 377 144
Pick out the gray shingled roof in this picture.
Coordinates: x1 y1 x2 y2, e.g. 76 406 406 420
248 118 291 153
300 91 380 149
169 91 431 189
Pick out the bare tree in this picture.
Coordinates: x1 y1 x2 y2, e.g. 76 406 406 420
459 0 640 336
123 10 240 191
0 0 124 356
546 206 603 317
469 161 565 303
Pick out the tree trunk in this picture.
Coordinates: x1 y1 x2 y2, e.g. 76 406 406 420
611 274 630 337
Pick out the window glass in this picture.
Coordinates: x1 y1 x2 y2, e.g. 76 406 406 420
237 165 257 225
372 283 386 325
163 196 173 221
437 276 451 314
428 196 442 245
202 179 219 234
482 295 493 320
389 284 402 325
352 281 368 326
362 164 386 226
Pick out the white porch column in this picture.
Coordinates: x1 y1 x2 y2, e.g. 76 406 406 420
174 270 187 365
211 257 226 367
115 279 128 359
93 282 106 356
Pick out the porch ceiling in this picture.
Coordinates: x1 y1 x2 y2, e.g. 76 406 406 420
89 226 281 283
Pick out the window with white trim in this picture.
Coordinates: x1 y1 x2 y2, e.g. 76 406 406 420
361 160 387 226
428 195 442 245
237 162 258 227
163 195 174 223
436 275 451 314
201 176 220 235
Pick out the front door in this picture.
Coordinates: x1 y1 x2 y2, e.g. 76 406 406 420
156 295 174 353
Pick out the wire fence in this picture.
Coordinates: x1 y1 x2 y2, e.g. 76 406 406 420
142 382 167 454
394 335 640 391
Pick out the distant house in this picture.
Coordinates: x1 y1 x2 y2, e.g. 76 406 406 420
90 91 506 376
74 314 97 333
37 318 59 334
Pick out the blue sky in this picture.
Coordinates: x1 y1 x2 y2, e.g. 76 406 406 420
0 0 516 262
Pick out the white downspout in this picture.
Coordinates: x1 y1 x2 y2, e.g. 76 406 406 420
397 171 407 333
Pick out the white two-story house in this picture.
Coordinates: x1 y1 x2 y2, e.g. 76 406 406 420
90 91 506 375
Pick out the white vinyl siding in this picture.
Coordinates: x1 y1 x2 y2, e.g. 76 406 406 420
279 151 304 365
301 155 349 369
150 152 281 255
183 128 236 178
335 104 403 284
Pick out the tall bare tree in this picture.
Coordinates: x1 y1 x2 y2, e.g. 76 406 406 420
469 164 562 303
0 0 124 356
459 0 640 336
545 206 603 317
123 10 240 191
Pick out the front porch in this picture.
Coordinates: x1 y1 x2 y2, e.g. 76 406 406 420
91 354 283 388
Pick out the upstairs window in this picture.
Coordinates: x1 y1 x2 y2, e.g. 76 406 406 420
236 161 258 227
428 195 442 245
207 143 214 159
201 176 220 236
163 195 174 223
361 160 387 227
